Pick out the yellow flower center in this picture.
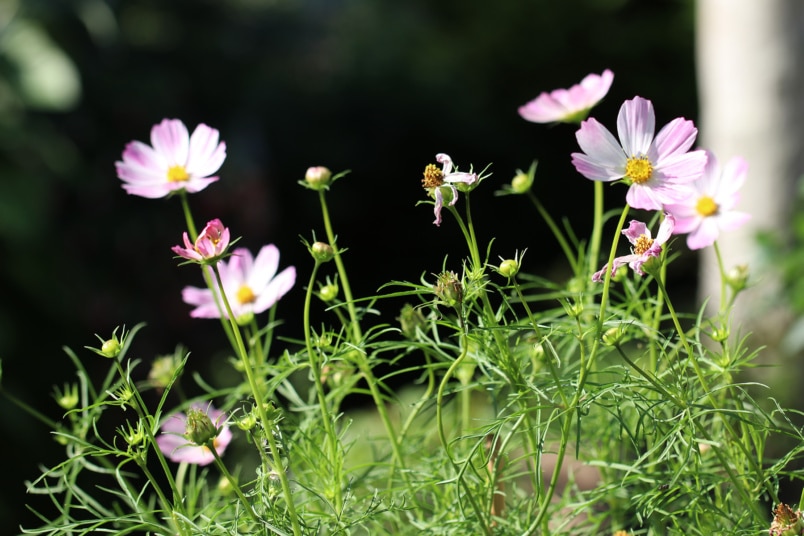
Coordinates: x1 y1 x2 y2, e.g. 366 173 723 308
236 285 256 305
167 165 190 182
696 195 718 217
633 235 654 256
625 156 653 184
422 163 444 190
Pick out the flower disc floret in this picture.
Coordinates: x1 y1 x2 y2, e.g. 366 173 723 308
115 118 226 198
571 96 706 210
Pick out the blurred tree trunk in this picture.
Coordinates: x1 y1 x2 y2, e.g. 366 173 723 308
695 0 804 333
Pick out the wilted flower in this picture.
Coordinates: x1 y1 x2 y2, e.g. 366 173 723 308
181 245 296 321
665 150 750 250
518 69 614 124
571 96 706 210
156 403 232 466
421 153 477 226
172 219 231 263
115 118 226 198
592 214 675 282
769 503 804 536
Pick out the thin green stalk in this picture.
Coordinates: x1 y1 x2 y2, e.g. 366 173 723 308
178 191 199 241
211 265 302 536
318 190 362 343
527 190 578 272
302 260 343 511
211 447 260 523
112 360 188 533
587 180 604 278
435 330 493 536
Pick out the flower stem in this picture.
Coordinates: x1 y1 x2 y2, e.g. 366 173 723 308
318 190 362 343
302 260 343 511
211 265 302 536
210 447 260 523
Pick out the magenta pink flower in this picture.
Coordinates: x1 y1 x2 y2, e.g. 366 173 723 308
156 403 232 466
172 219 231 262
665 151 751 250
572 97 706 210
182 245 296 321
421 153 477 226
519 69 614 124
116 118 226 198
592 214 675 282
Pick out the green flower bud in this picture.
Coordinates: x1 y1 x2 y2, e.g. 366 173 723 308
53 383 79 410
236 413 257 431
304 166 332 190
318 280 339 302
511 171 534 194
148 352 183 390
185 407 220 447
601 327 621 346
725 264 749 293
310 241 335 263
101 338 121 358
499 259 519 278
710 326 729 343
397 303 426 339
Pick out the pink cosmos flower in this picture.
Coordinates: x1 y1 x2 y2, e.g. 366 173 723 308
116 118 226 198
571 97 707 210
592 214 675 282
182 245 296 320
421 153 478 226
156 403 232 466
518 69 614 124
172 219 231 262
665 151 751 250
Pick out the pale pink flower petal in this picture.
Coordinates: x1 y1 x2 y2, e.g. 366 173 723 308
423 153 478 226
519 69 613 124
116 118 226 199
172 219 230 262
182 244 295 320
572 96 706 210
593 214 675 281
665 151 751 250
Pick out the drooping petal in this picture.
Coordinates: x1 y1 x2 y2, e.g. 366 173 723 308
433 187 445 226
654 213 675 245
436 153 454 175
617 97 655 156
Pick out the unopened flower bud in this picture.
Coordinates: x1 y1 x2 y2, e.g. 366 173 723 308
101 338 121 358
148 353 182 390
499 259 519 278
185 407 219 447
510 172 532 194
236 413 257 431
53 383 79 410
602 326 625 346
318 279 339 302
725 264 749 293
305 166 332 190
310 241 335 263
398 303 426 339
710 326 729 343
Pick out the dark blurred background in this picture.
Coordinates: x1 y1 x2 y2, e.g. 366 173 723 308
0 0 697 531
